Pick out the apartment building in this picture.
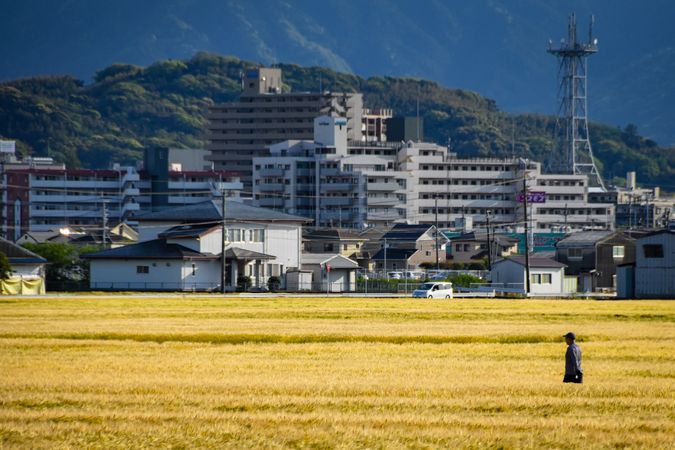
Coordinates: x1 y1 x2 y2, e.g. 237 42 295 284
251 115 614 232
588 172 673 229
362 108 392 142
206 67 363 189
1 165 242 241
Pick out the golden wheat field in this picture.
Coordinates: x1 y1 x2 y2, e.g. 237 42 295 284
0 295 674 449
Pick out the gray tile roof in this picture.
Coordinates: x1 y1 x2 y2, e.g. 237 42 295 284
224 247 275 261
159 224 221 239
494 255 566 268
0 237 47 264
84 239 218 260
371 247 418 261
134 200 310 223
301 253 359 269
383 224 433 240
556 231 614 248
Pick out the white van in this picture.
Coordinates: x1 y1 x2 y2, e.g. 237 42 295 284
412 282 454 299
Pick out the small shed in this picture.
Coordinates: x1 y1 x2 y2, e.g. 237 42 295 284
300 253 359 292
490 255 567 296
286 269 313 291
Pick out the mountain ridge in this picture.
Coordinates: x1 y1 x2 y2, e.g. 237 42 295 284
1 53 672 189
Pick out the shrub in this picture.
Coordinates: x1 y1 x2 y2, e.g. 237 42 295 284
0 251 11 280
236 275 251 292
267 276 281 291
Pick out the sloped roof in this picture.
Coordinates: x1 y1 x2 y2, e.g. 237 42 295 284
451 231 519 247
224 247 275 260
371 247 418 261
134 200 309 223
301 253 359 269
556 231 615 248
159 223 221 239
383 223 434 240
16 231 63 244
303 229 366 241
493 255 566 269
0 237 47 264
83 239 218 260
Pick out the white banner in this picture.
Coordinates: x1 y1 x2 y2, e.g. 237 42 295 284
0 140 16 153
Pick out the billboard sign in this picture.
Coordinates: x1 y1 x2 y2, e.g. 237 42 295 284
517 191 546 203
0 140 15 153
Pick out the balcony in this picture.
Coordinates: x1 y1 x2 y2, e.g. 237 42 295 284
321 183 356 192
322 197 355 207
258 183 285 192
366 182 399 192
29 179 121 189
123 187 140 197
367 197 400 207
259 167 285 177
367 210 402 221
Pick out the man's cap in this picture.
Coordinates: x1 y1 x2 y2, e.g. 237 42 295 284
563 332 576 340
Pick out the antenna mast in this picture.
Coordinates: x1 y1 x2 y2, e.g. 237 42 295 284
547 13 605 190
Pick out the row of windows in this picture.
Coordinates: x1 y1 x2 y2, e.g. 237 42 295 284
535 208 610 215
420 193 510 201
420 165 515 171
419 208 512 215
537 180 585 187
531 274 552 284
420 179 503 186
226 229 265 243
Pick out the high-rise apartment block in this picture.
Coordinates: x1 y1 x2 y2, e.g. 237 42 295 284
206 68 363 189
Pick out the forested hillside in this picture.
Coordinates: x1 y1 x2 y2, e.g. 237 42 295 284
0 53 672 188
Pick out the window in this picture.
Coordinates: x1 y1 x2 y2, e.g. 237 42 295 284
323 243 334 252
643 244 664 258
136 266 149 274
228 229 241 242
567 248 583 259
531 273 552 284
252 229 265 242
612 246 625 259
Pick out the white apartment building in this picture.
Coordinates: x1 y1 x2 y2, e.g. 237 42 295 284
1 166 242 240
251 115 614 232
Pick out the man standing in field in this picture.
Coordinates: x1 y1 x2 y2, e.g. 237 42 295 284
563 332 583 383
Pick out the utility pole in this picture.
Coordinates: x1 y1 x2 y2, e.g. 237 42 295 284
384 237 388 280
435 195 440 270
221 190 227 294
101 200 109 249
523 177 531 295
486 210 492 271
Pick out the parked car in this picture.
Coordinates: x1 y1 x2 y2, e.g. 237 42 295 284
412 282 454 299
388 271 403 279
405 271 425 279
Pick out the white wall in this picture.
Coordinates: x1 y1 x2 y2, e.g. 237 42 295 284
10 264 43 279
635 233 675 298
529 268 564 295
491 260 564 295
138 222 175 242
90 259 219 290
491 260 525 290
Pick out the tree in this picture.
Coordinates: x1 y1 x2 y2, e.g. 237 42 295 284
0 251 11 280
21 243 80 282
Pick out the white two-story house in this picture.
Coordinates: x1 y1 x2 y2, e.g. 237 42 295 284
85 200 309 291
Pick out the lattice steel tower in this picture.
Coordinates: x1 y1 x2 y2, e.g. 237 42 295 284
547 14 606 190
